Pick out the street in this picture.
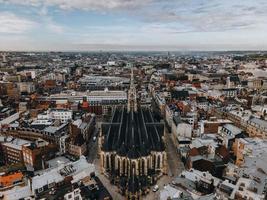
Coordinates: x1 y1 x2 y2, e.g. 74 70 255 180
145 130 185 200
165 131 185 177
87 127 99 163
94 158 125 200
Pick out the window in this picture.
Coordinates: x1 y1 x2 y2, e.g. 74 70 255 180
74 190 79 195
48 182 55 188
38 187 44 193
74 196 80 200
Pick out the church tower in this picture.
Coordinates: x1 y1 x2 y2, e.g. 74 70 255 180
127 64 137 112
100 62 166 199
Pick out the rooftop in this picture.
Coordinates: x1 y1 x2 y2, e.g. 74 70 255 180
2 138 31 150
102 107 165 159
249 117 267 129
32 156 96 191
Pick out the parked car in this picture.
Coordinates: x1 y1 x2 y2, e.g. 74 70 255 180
153 185 159 192
93 136 97 142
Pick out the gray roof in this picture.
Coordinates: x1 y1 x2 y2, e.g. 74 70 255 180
102 107 165 159
222 124 243 135
249 117 267 129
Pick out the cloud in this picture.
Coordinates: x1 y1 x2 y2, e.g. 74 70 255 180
2 0 267 33
46 22 64 33
0 0 154 11
0 12 37 34
36 5 65 34
1 0 267 50
40 11 65 34
137 0 267 32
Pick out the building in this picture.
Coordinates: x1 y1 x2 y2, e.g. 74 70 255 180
6 83 20 100
200 118 233 135
222 88 238 98
0 184 33 200
171 90 189 101
43 80 56 90
225 109 251 130
0 112 20 130
100 67 166 199
226 75 240 88
19 102 28 112
31 156 96 197
22 139 57 171
67 114 95 157
233 137 267 167
78 75 129 90
1 137 31 164
37 89 127 116
165 104 180 128
218 124 245 150
87 89 127 115
49 109 73 123
154 92 166 116
246 117 267 138
170 169 220 199
17 82 36 94
5 122 69 145
171 116 192 151
64 188 83 200
181 169 221 194
68 122 87 157
218 178 266 200
0 172 24 190
196 96 209 111
186 135 229 178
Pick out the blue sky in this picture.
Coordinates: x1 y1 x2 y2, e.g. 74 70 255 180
0 0 267 51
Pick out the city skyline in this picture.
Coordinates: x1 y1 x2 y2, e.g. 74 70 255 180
1 0 267 51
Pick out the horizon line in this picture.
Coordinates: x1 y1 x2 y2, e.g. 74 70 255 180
0 49 267 53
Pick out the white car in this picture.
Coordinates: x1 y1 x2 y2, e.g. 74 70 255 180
153 185 159 192
93 136 97 142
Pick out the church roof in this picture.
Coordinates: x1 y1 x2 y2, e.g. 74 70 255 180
101 107 165 159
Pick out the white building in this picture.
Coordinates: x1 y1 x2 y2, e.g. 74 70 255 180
176 123 193 139
0 112 20 130
107 61 116 66
32 156 96 195
49 109 73 123
87 89 127 105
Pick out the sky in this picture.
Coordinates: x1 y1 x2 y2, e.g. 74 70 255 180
0 0 267 51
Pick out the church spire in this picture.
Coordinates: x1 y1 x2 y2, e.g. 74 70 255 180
127 63 137 112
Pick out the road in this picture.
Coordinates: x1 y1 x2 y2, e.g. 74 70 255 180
165 131 185 177
145 129 185 200
87 127 99 163
95 160 125 200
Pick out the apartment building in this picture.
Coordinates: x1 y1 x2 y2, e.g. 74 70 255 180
246 117 267 138
1 138 30 164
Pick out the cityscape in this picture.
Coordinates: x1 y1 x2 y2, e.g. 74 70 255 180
1 1 267 200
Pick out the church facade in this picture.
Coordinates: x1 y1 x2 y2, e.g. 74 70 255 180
99 67 167 199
